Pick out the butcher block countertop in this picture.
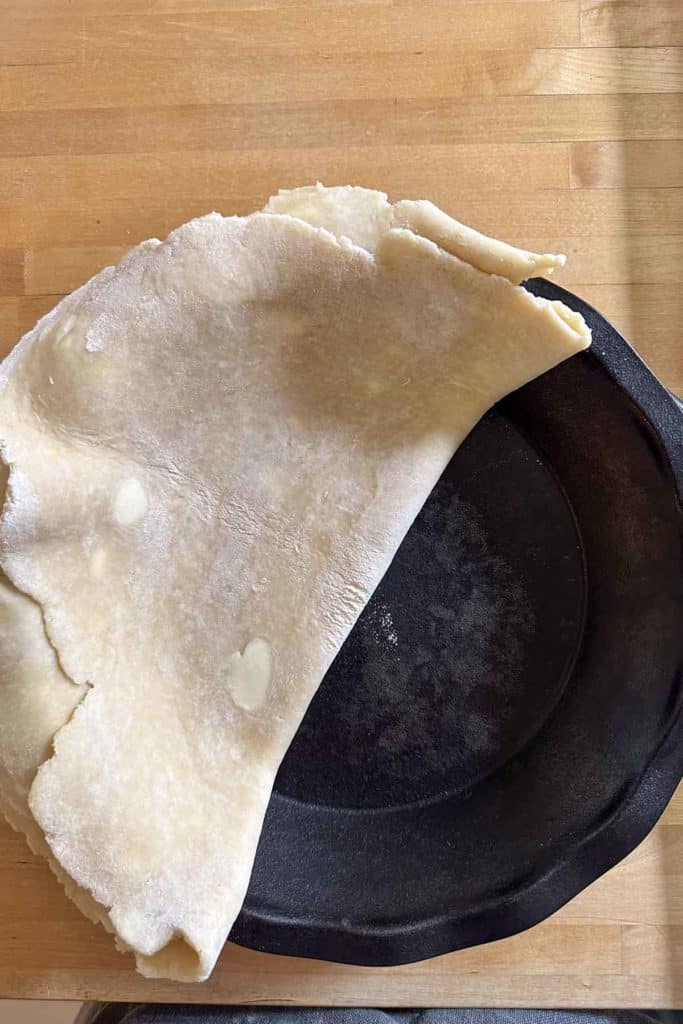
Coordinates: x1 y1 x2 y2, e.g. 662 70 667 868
0 0 682 1009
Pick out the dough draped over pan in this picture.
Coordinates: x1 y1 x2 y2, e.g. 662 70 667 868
0 186 590 981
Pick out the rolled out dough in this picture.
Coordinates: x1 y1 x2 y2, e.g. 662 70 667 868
0 186 590 981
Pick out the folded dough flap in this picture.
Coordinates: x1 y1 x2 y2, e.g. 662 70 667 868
265 183 566 284
0 188 590 984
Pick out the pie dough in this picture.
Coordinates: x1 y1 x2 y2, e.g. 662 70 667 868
0 186 590 981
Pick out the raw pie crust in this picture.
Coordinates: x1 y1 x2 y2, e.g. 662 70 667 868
0 186 590 981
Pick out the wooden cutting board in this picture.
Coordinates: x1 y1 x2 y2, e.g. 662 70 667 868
0 0 681 1008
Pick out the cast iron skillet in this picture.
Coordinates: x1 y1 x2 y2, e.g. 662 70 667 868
232 280 683 965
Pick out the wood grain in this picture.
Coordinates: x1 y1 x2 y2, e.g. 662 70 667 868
570 140 683 188
0 249 23 296
79 5 581 58
0 144 571 203
0 0 681 1008
2 48 681 113
580 0 683 47
1 96 681 158
525 235 683 283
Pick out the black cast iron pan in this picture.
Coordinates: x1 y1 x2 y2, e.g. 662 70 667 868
231 279 683 965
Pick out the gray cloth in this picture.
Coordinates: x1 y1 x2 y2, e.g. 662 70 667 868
76 1007 683 1024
